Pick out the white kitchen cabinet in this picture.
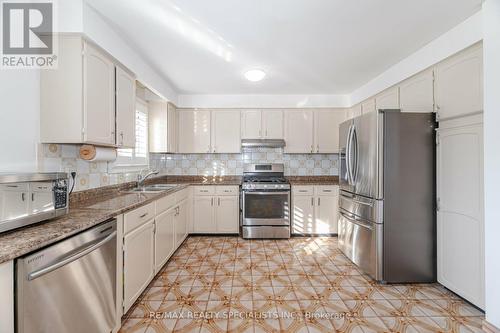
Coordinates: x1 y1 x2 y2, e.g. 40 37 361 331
30 183 53 214
0 261 14 333
211 110 241 153
123 219 155 312
215 196 239 233
346 104 362 120
193 196 216 233
178 109 211 153
284 110 314 153
0 183 29 222
292 185 339 235
437 114 484 309
376 87 400 110
434 44 483 121
154 207 175 272
399 69 434 113
149 101 178 153
313 109 347 153
193 186 239 233
361 98 376 114
262 110 284 139
174 199 189 247
115 65 136 148
241 110 262 139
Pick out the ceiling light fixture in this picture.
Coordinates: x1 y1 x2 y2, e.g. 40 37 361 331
244 69 266 82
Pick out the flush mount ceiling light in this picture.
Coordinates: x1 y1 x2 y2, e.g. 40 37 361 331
244 69 266 82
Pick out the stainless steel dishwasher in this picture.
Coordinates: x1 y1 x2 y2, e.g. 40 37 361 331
16 219 117 333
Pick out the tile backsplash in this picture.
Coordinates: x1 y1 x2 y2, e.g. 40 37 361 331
38 144 338 192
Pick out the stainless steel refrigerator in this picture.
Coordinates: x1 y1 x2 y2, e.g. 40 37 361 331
338 109 436 283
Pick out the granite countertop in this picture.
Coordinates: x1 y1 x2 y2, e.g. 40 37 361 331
286 176 339 185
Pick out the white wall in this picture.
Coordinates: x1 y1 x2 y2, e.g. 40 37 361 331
483 0 500 329
350 10 483 105
177 94 350 108
0 71 40 172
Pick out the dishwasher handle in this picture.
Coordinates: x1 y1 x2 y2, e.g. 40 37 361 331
27 231 117 281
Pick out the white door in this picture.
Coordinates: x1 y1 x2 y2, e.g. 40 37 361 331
212 110 241 153
30 183 54 214
399 69 434 113
216 196 239 233
175 200 189 247
262 110 283 139
284 110 314 153
314 110 346 153
361 99 376 114
115 66 136 148
437 118 484 309
154 208 175 272
193 196 216 233
83 42 115 145
376 87 400 110
314 195 339 234
0 184 29 222
292 195 315 234
178 110 211 153
435 45 483 121
241 110 262 139
123 220 155 312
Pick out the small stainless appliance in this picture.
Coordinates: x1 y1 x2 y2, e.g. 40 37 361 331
338 109 436 283
241 163 290 239
0 173 69 233
16 219 117 333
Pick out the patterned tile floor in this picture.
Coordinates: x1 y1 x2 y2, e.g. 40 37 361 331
119 236 484 333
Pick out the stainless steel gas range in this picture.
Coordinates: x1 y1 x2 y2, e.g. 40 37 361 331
240 164 290 239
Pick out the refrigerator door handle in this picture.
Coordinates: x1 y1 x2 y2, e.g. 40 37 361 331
346 125 354 185
350 125 359 183
339 211 373 230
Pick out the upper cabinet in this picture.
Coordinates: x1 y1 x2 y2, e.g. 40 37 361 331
284 110 314 153
149 101 178 153
399 69 434 113
346 104 362 120
115 65 136 148
211 110 241 153
241 110 283 139
314 109 347 153
434 44 483 121
40 35 135 147
361 98 376 114
376 86 400 110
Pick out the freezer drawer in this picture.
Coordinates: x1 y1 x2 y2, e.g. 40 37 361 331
242 226 290 239
338 211 383 281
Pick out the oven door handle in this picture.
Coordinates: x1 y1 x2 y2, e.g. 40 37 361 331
27 231 117 281
243 191 290 195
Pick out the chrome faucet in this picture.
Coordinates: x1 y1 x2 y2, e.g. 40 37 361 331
137 169 159 187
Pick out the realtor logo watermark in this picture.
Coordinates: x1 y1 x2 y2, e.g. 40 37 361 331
1 0 57 68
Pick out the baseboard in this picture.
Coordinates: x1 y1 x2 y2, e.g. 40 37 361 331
484 320 500 333
188 233 239 237
291 233 338 237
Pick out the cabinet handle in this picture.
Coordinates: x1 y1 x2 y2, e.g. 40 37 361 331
213 147 216 153
32 193 35 201
311 145 314 153
21 193 25 201
318 197 321 206
211 198 214 206
218 197 220 206
139 212 148 218
311 197 314 206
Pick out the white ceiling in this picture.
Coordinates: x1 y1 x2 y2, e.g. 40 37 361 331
86 0 481 95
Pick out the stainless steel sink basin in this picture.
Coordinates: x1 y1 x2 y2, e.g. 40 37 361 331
125 184 178 193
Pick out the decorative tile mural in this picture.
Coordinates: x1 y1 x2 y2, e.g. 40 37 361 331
150 148 339 177
39 144 339 192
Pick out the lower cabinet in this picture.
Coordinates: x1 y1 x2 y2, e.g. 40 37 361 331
154 207 176 272
193 186 239 233
292 185 339 235
123 219 155 312
0 260 14 333
174 199 189 247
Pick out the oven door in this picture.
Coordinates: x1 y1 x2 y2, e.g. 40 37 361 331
242 191 290 226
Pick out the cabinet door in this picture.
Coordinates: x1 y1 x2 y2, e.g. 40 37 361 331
175 200 189 247
115 66 136 148
148 101 168 153
0 184 29 222
284 110 314 153
193 196 216 233
292 195 315 234
212 110 241 153
376 87 400 110
361 99 376 114
262 110 283 139
314 194 339 234
83 42 115 145
123 220 155 312
399 69 434 113
346 104 362 120
435 45 483 120
167 103 178 153
314 110 346 153
178 110 211 153
241 110 262 139
216 196 239 233
30 182 54 214
154 208 175 272
437 119 484 308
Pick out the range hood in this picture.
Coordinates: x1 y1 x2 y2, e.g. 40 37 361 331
241 139 286 148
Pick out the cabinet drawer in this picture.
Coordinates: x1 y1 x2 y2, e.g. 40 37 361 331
193 186 216 196
156 194 176 215
292 186 314 196
314 185 339 196
0 183 29 192
124 202 155 234
216 186 239 196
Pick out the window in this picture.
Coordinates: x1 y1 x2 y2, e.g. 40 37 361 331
109 99 149 172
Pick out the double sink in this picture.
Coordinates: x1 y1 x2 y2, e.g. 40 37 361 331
125 184 179 193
